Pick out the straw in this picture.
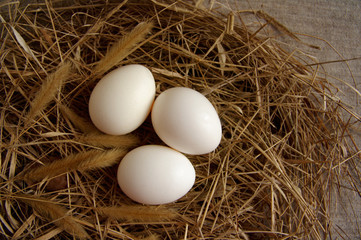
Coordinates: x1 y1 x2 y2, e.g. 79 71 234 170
1 1 359 239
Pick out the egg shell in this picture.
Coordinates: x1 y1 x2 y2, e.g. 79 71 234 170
151 87 222 155
117 145 195 205
89 64 155 135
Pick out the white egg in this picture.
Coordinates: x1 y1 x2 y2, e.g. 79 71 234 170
117 145 195 205
151 87 222 155
89 64 155 135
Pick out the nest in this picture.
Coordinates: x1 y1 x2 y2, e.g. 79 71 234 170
1 0 360 239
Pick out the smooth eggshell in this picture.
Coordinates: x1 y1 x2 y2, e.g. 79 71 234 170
117 145 195 205
89 64 155 135
151 87 222 155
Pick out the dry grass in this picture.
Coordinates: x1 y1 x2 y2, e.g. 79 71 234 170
14 194 89 239
24 149 128 183
93 21 154 76
0 0 360 239
25 61 72 126
59 104 99 133
96 205 178 222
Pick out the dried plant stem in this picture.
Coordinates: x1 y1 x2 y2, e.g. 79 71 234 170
94 21 154 75
255 10 320 49
25 61 72 125
24 149 126 183
59 104 98 133
16 194 88 239
96 206 178 222
77 133 139 148
65 0 128 57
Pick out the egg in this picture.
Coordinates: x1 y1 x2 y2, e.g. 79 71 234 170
117 145 195 205
151 87 222 155
89 64 155 135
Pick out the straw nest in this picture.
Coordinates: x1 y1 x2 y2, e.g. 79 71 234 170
1 0 360 239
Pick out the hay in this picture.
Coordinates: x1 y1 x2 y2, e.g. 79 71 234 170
1 0 360 239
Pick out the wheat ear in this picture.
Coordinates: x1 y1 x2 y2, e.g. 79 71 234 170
77 133 139 148
17 194 88 239
25 61 72 125
94 21 153 75
59 104 98 133
25 149 126 183
96 205 178 222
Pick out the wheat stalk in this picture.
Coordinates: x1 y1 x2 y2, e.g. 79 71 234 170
25 61 72 125
17 194 88 239
77 133 139 148
24 149 126 183
94 21 153 75
59 104 98 133
96 205 178 222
